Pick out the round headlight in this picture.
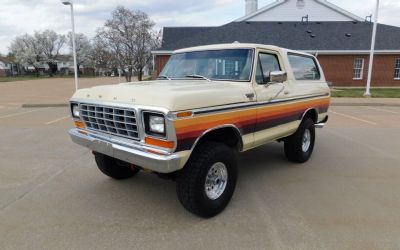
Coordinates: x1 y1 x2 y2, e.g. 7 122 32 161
149 115 165 134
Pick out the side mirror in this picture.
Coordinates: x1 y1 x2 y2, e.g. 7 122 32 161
269 71 287 83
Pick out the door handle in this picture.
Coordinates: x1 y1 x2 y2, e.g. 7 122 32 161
245 93 255 99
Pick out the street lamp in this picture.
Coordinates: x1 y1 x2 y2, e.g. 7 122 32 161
62 0 79 91
365 0 380 97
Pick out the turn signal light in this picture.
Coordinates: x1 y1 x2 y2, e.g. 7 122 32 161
145 137 175 149
74 121 86 130
176 111 193 118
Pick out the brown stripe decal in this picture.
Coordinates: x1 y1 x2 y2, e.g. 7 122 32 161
174 97 330 151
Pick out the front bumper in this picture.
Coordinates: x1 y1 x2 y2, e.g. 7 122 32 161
69 129 188 173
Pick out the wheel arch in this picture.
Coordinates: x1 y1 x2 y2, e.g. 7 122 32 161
301 108 319 124
190 125 244 153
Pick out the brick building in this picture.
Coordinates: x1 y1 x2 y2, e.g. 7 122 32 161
152 0 400 86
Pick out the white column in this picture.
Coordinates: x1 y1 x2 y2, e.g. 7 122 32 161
245 0 258 16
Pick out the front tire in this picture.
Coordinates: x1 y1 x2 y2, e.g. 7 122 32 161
176 142 237 218
284 118 315 163
94 152 140 179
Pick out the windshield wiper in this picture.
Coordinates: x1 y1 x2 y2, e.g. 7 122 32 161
157 75 171 80
185 74 211 82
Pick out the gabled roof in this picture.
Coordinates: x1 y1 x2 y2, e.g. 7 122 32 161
235 0 364 22
155 21 400 53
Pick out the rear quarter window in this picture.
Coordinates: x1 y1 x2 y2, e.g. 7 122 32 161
288 54 321 80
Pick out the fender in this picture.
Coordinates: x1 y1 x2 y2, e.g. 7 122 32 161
189 124 244 153
300 108 318 123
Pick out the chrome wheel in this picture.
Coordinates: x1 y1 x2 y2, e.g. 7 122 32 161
205 162 228 200
302 129 311 152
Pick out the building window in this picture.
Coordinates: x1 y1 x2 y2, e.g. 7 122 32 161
394 58 400 80
353 58 364 80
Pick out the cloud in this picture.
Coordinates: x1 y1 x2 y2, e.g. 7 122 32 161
0 0 399 54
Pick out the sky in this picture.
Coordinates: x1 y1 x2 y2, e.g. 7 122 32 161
0 0 399 55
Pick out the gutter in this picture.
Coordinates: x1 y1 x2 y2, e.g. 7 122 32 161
303 50 400 55
151 50 173 55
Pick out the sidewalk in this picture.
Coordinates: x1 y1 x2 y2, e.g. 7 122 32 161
331 97 400 107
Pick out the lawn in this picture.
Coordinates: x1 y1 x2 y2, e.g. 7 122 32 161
331 88 400 98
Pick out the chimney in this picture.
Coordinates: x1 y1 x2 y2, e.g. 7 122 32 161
245 0 258 16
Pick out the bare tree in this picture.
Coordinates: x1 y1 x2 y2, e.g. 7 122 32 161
68 32 93 75
9 34 43 75
91 36 118 75
96 6 157 81
35 30 66 76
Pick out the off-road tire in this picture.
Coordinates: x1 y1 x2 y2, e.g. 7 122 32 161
176 142 237 218
94 152 140 179
284 118 315 163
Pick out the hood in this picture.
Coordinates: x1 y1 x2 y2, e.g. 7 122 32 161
71 80 253 111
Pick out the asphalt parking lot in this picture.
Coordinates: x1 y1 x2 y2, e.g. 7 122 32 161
1 103 400 249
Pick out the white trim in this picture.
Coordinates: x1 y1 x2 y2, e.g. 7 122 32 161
316 0 364 21
152 50 400 56
303 50 400 55
394 58 400 79
235 0 285 22
235 0 364 22
151 50 173 55
353 58 364 80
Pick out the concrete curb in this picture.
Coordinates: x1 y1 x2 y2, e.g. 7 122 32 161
22 103 68 108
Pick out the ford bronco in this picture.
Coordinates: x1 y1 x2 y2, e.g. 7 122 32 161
69 43 330 217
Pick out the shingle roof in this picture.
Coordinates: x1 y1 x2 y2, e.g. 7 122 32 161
157 21 400 52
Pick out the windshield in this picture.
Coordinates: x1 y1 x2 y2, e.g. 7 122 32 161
159 49 254 81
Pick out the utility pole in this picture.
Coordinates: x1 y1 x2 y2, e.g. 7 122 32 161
365 0 380 97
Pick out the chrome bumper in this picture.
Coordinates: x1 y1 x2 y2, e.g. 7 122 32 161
69 129 188 173
316 115 329 128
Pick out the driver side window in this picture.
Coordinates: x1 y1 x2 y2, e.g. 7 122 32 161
256 53 281 84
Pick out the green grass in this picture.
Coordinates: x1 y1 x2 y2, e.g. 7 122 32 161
331 88 400 98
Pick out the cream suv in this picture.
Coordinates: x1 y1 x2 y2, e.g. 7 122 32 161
69 43 330 217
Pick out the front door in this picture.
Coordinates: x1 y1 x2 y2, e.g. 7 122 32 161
252 50 294 146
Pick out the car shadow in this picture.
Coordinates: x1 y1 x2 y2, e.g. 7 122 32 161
82 141 303 221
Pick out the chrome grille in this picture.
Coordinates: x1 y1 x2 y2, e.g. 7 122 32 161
80 103 139 140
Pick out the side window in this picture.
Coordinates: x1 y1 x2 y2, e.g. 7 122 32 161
394 58 400 79
256 53 281 84
288 54 321 80
353 58 364 80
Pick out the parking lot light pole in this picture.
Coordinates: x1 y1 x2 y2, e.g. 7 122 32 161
365 0 380 97
62 0 79 91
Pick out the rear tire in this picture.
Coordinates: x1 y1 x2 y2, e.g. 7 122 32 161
94 152 140 179
176 142 237 218
284 118 315 163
